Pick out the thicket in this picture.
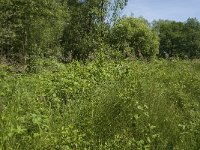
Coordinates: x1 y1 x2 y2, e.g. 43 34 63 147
0 59 200 149
1 0 200 149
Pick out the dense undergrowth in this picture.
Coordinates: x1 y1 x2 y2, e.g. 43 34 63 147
0 58 200 149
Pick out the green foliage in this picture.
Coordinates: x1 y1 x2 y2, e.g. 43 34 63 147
1 59 200 149
184 18 200 58
1 0 199 62
1 1 200 149
110 17 159 59
0 0 67 62
153 18 200 59
61 0 128 60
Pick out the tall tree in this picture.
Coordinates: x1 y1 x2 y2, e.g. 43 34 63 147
184 18 200 58
61 0 128 60
153 18 200 59
0 0 68 62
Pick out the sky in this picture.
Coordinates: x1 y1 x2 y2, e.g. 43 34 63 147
122 0 200 22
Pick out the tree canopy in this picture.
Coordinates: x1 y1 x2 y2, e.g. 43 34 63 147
110 17 159 59
0 0 68 62
153 18 200 59
1 0 200 63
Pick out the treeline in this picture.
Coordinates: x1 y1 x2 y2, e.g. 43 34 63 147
153 18 200 59
0 0 128 63
1 0 200 64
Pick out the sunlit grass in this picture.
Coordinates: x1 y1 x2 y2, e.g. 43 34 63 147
0 59 200 149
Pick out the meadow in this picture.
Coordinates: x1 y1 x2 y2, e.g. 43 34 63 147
0 58 200 149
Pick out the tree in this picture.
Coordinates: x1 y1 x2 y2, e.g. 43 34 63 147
153 20 185 58
110 17 159 59
184 18 200 59
0 0 68 62
61 0 128 60
153 18 200 59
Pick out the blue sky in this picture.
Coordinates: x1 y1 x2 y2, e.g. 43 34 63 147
122 0 200 22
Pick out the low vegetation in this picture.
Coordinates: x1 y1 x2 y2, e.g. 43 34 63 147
1 58 200 149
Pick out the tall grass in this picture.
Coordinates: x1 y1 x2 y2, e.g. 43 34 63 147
0 59 200 149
